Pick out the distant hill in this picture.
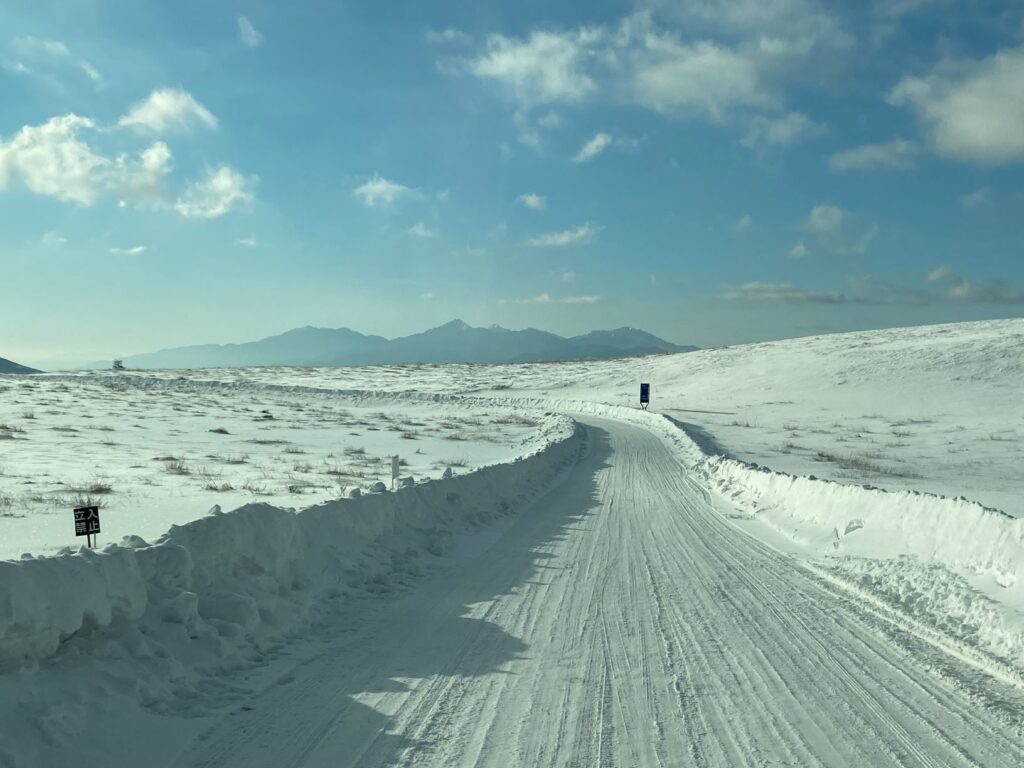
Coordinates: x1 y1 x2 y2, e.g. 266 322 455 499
112 320 697 369
0 357 39 374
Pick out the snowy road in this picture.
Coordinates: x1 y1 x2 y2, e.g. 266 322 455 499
175 416 1024 768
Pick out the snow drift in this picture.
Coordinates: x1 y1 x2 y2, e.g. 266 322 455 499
0 417 582 669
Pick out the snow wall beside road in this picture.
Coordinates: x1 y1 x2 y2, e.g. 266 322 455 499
0 416 582 669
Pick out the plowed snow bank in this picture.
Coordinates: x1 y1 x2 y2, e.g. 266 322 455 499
0 416 581 669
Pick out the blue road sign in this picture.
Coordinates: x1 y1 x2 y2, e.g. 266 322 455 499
640 383 650 408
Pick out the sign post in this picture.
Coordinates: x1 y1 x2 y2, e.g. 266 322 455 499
640 382 650 410
73 505 101 548
391 455 400 490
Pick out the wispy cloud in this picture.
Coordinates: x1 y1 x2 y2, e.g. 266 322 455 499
353 174 411 207
238 16 264 48
118 88 218 134
234 236 265 248
11 35 101 85
501 292 601 304
108 245 146 255
408 221 437 238
805 204 845 233
742 112 824 152
722 281 847 303
828 139 918 171
465 29 600 107
573 132 612 163
526 222 599 247
835 224 880 255
425 28 472 45
960 187 990 208
41 231 67 246
734 214 753 232
789 241 809 258
926 265 1024 304
517 192 547 210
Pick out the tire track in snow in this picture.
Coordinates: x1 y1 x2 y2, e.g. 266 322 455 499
175 417 1024 768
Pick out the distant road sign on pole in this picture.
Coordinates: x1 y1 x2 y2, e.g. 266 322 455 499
640 383 650 410
391 455 400 489
73 505 101 548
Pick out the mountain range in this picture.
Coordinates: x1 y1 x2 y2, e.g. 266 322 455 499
106 321 696 369
0 357 38 374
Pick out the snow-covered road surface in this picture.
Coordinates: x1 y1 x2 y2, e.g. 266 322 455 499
175 416 1024 768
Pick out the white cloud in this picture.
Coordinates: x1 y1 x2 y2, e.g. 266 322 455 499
560 295 601 304
238 16 264 48
174 166 255 219
235 236 265 248
454 12 839 143
118 88 218 134
526 222 599 247
517 192 547 210
629 34 773 120
408 221 437 238
419 292 436 300
573 131 612 163
353 174 411 206
734 213 753 231
789 241 809 258
0 114 175 207
960 187 990 208
0 114 107 204
562 270 576 282
722 281 847 303
0 110 256 217
828 139 918 171
741 112 824 151
888 44 1024 163
805 204 845 233
468 29 600 106
115 141 173 204
927 265 953 282
108 245 146 255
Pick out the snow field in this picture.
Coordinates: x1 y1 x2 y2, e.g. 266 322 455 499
0 373 563 560
198 319 1024 517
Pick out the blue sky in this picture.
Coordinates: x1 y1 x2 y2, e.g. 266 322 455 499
2 0 1023 368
